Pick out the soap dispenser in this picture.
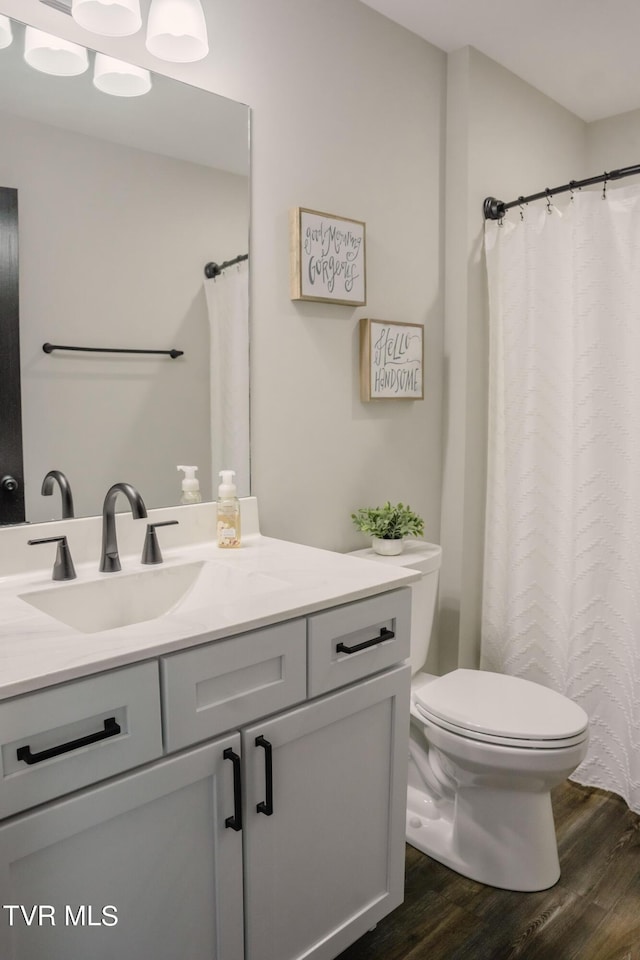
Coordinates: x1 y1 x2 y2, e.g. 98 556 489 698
177 465 202 505
217 469 240 548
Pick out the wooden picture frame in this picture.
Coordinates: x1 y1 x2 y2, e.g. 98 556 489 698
290 207 366 306
359 318 424 401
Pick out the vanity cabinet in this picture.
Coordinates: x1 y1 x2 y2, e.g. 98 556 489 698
0 587 411 960
242 665 409 960
0 662 163 820
0 734 244 960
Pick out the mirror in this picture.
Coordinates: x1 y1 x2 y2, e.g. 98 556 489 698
0 14 250 524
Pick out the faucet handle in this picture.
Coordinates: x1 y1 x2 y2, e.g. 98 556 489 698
28 535 77 581
141 521 179 565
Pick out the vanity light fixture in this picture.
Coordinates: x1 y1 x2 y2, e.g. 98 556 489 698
37 0 209 64
71 0 142 37
0 14 13 49
24 25 88 76
145 0 209 63
93 52 152 96
14 19 149 95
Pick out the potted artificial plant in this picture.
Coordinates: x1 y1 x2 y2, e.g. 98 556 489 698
351 501 424 555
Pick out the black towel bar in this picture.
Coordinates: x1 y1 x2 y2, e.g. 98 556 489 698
42 343 183 358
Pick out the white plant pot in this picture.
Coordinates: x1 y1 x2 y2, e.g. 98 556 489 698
371 537 403 556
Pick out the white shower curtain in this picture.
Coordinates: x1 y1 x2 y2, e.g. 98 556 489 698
482 185 640 813
205 260 250 497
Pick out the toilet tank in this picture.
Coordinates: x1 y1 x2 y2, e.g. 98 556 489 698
347 541 442 674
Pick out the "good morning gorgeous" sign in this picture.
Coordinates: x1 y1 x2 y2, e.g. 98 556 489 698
290 208 366 305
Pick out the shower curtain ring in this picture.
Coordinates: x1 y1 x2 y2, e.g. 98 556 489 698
518 196 525 220
602 172 608 199
545 188 553 214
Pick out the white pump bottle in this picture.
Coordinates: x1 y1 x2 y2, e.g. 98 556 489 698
177 465 202 505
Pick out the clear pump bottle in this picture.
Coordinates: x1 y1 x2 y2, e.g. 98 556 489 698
217 470 240 548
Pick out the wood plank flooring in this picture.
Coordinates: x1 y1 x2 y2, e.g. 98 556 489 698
336 781 640 960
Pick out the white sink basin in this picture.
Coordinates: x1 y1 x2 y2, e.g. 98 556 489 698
19 561 285 634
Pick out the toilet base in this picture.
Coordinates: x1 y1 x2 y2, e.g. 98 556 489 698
406 778 561 892
406 744 562 892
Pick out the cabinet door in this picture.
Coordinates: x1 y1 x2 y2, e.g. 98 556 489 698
0 735 244 960
242 664 410 960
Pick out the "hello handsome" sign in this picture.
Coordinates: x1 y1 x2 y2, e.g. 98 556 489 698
359 318 424 401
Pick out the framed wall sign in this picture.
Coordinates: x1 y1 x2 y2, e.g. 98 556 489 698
290 207 366 306
359 318 424 401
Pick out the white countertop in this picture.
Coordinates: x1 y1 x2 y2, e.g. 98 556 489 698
0 533 419 700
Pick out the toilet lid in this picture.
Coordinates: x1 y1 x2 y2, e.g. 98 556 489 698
414 669 588 742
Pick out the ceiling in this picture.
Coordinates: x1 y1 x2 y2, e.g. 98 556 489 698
359 0 640 123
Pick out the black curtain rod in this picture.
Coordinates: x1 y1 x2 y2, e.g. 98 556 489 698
483 163 640 220
43 343 183 358
204 253 248 278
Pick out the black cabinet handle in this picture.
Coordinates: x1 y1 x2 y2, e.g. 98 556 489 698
223 747 243 831
16 717 121 766
255 735 273 816
337 627 395 655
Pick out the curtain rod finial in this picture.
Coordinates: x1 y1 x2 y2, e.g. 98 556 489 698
484 197 506 221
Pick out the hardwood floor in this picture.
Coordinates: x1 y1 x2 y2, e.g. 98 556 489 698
337 781 640 960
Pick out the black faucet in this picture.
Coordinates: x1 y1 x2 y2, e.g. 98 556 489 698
100 482 147 573
41 470 75 519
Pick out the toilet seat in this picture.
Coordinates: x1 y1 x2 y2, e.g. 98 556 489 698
414 669 589 750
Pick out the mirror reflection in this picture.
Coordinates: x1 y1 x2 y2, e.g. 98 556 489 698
0 15 250 524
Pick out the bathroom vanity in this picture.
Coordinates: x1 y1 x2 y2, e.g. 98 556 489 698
0 500 417 960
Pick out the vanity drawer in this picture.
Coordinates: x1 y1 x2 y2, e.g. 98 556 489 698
161 619 307 752
0 661 163 819
307 588 411 697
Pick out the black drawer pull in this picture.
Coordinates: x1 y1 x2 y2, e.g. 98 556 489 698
16 717 121 766
337 627 395 655
255 735 273 816
223 747 243 831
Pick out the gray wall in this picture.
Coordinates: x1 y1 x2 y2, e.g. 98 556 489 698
0 0 447 553
5 1 633 674
439 48 586 672
586 106 640 173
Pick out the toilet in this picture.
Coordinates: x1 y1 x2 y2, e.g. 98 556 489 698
349 541 589 892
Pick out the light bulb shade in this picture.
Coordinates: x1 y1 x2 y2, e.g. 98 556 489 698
93 53 152 97
146 0 208 63
24 27 88 76
71 0 142 37
0 15 13 50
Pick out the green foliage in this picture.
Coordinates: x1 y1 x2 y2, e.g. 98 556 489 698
351 501 424 540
